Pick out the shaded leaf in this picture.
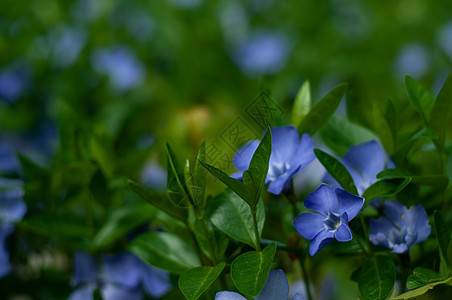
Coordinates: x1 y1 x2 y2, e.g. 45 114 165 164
430 72 452 150
376 169 449 189
167 143 196 207
362 178 411 206
358 255 395 300
405 75 435 125
179 263 226 300
434 211 451 274
406 267 444 289
395 277 452 299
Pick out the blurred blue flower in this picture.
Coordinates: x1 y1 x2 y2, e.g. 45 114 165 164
70 251 171 300
140 158 167 192
170 0 202 9
437 21 452 59
233 31 290 76
232 126 315 195
53 27 87 68
0 179 26 278
91 47 145 92
215 269 304 300
394 43 430 78
323 140 394 195
0 64 31 104
293 184 364 256
369 201 430 253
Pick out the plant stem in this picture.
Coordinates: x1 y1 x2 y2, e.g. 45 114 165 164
351 227 371 257
359 213 373 255
251 207 261 252
297 253 313 300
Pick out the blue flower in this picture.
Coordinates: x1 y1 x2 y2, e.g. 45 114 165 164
0 179 26 278
215 269 304 300
232 125 315 195
293 184 364 256
0 64 31 104
369 201 431 253
323 140 394 195
70 251 171 300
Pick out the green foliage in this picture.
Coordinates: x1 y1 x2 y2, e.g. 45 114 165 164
430 72 452 152
292 80 311 128
434 211 452 275
358 255 396 300
395 277 452 299
362 178 411 206
178 263 226 300
405 76 435 126
406 267 444 289
231 243 276 297
376 169 449 189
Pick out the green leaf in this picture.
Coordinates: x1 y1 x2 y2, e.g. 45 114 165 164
242 127 272 208
314 148 358 195
406 267 444 289
372 102 396 154
128 180 188 222
405 75 435 125
319 115 379 156
206 188 265 249
193 141 207 209
358 255 396 300
231 243 276 297
129 232 201 274
167 143 196 207
362 178 411 206
430 72 452 151
410 127 438 141
17 153 47 181
92 203 155 249
376 169 449 189
178 263 226 300
395 277 452 299
292 80 311 128
298 83 347 135
434 211 451 274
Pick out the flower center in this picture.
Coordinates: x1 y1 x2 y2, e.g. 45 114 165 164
268 161 290 180
324 213 341 231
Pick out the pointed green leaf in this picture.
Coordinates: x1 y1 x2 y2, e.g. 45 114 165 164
129 180 187 221
434 211 451 274
167 143 196 207
405 75 435 126
362 178 411 206
410 127 438 141
395 277 452 299
376 169 449 189
430 72 452 150
292 80 311 127
298 83 347 135
314 148 358 195
206 188 265 249
129 232 201 274
179 263 226 300
231 243 276 297
358 255 396 300
193 141 207 209
406 267 444 289
372 102 396 154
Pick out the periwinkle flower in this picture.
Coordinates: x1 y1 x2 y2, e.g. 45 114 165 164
215 269 304 300
70 251 171 300
394 43 430 78
323 140 394 195
369 201 430 253
232 125 315 195
293 184 364 256
0 64 31 104
0 179 26 278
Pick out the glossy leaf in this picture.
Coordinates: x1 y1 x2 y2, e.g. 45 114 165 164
292 80 311 128
179 263 226 300
430 72 452 150
129 232 201 274
358 255 396 300
362 178 411 206
206 188 265 249
298 83 347 135
314 148 358 195
405 75 435 125
128 180 188 221
231 243 276 297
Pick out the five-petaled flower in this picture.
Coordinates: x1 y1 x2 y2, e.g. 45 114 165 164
323 140 394 195
369 201 430 253
232 125 315 195
293 184 364 256
215 269 304 300
69 251 171 300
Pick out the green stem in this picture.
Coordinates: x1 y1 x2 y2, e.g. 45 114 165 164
359 213 373 255
351 227 371 257
251 207 261 252
297 253 313 300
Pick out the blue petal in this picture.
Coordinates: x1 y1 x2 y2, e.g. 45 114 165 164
408 204 431 244
294 293 305 300
383 201 407 228
267 166 299 195
289 133 315 172
335 189 364 220
309 229 334 256
269 126 299 166
0 180 26 223
214 291 247 300
233 140 259 171
256 269 289 300
334 213 352 242
101 283 143 300
69 284 96 300
293 213 325 240
73 252 97 286
101 253 141 288
0 233 10 278
369 232 390 248
343 141 386 180
140 262 172 298
304 184 338 216
370 216 393 236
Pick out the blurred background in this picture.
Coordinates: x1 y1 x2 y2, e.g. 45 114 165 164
1 0 452 298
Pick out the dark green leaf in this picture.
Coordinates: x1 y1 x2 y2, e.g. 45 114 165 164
129 232 201 274
406 267 444 289
372 102 396 154
430 72 452 150
193 141 207 209
167 143 196 206
314 148 358 195
206 188 265 249
405 75 435 125
178 263 226 300
410 127 438 141
358 255 396 300
129 180 187 221
376 169 449 189
231 243 276 297
434 211 451 274
298 83 347 135
395 277 452 299
362 178 411 206
292 80 311 128
17 153 47 181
